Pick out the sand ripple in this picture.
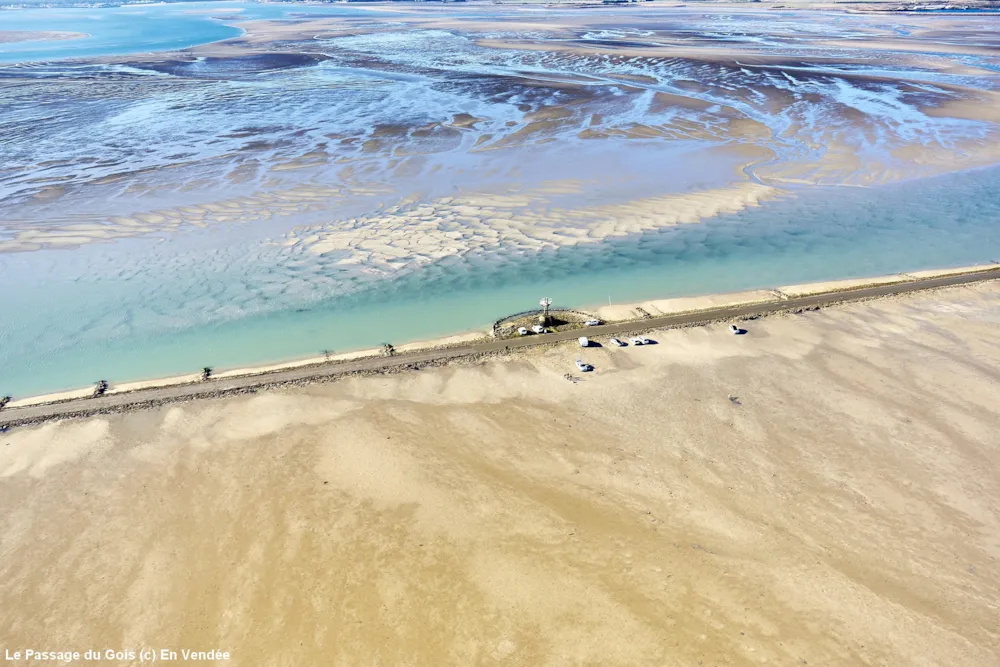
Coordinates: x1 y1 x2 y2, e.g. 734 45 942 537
286 181 775 277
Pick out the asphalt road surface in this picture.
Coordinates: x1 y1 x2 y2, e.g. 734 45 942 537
2 269 998 427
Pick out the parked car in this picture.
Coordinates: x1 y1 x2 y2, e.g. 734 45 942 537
579 336 590 347
518 327 529 336
609 337 626 347
584 319 602 326
575 360 593 372
532 324 546 334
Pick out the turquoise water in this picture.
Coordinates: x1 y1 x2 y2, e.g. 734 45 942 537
0 2 377 63
3 4 1000 398
3 165 1000 397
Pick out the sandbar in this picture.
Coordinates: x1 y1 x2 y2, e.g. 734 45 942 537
0 30 87 44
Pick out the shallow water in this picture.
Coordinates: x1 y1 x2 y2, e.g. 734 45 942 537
3 164 1000 397
0 2 380 63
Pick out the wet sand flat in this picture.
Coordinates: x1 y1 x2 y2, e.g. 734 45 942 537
6 4 1000 257
2 282 999 665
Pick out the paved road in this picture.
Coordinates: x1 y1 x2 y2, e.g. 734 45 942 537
2 269 998 427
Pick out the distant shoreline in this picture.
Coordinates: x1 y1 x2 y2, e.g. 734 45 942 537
3 0 999 12
2 263 998 427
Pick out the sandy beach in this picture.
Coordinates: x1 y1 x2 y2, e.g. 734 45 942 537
1 280 998 665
